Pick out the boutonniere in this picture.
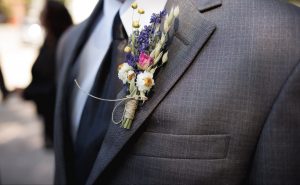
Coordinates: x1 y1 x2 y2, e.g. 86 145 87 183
116 3 179 129
75 2 179 130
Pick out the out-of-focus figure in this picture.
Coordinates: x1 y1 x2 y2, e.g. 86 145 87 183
0 64 9 100
0 51 9 101
23 0 73 148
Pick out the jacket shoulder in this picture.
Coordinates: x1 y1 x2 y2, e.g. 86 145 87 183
55 20 88 82
56 20 88 64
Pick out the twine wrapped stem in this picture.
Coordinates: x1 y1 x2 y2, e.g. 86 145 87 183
75 79 139 129
121 99 138 129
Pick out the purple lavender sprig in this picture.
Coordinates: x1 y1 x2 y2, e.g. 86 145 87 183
117 2 179 130
137 25 152 53
150 9 167 24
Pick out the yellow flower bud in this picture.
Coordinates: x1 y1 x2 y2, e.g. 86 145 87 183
127 71 136 81
124 46 131 53
144 78 153 87
132 21 140 28
118 63 124 71
131 2 138 9
138 8 145 14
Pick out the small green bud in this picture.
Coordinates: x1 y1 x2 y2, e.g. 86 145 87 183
162 51 169 64
138 8 145 14
132 21 140 28
131 2 138 9
124 46 131 53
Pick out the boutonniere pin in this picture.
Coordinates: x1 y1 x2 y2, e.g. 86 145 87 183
75 2 179 130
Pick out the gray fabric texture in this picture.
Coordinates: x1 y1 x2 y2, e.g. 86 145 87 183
54 0 300 184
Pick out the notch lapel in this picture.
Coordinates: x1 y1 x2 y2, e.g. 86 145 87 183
192 0 222 12
87 0 217 184
54 1 103 183
59 0 104 130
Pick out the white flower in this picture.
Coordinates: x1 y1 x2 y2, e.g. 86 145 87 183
136 71 155 92
118 63 133 84
127 70 136 81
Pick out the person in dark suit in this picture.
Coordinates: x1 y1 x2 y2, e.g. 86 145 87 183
23 0 73 148
0 64 9 100
54 0 300 184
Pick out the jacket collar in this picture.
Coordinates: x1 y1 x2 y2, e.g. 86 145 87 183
86 0 220 184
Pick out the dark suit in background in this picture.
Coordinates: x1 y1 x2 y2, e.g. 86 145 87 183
54 0 300 184
0 65 8 99
24 0 72 148
23 38 56 146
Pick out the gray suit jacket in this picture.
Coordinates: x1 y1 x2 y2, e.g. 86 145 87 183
54 0 300 184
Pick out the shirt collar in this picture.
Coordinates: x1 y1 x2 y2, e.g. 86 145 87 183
119 0 168 36
103 0 122 15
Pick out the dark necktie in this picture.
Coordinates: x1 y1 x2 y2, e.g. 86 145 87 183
73 12 127 185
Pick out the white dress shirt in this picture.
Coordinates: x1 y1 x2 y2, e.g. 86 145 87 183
71 0 167 140
120 0 168 35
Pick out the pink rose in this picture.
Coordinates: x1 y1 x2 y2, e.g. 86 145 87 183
137 52 154 70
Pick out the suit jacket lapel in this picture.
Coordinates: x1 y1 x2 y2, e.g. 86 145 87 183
55 0 104 183
60 0 104 126
86 0 217 184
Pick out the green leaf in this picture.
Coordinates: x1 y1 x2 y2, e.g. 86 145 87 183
150 66 157 74
150 50 155 58
155 43 162 58
129 80 137 94
154 52 163 65
162 51 169 64
160 33 166 45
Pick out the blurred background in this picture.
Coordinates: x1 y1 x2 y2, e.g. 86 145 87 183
0 0 299 184
0 0 97 184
